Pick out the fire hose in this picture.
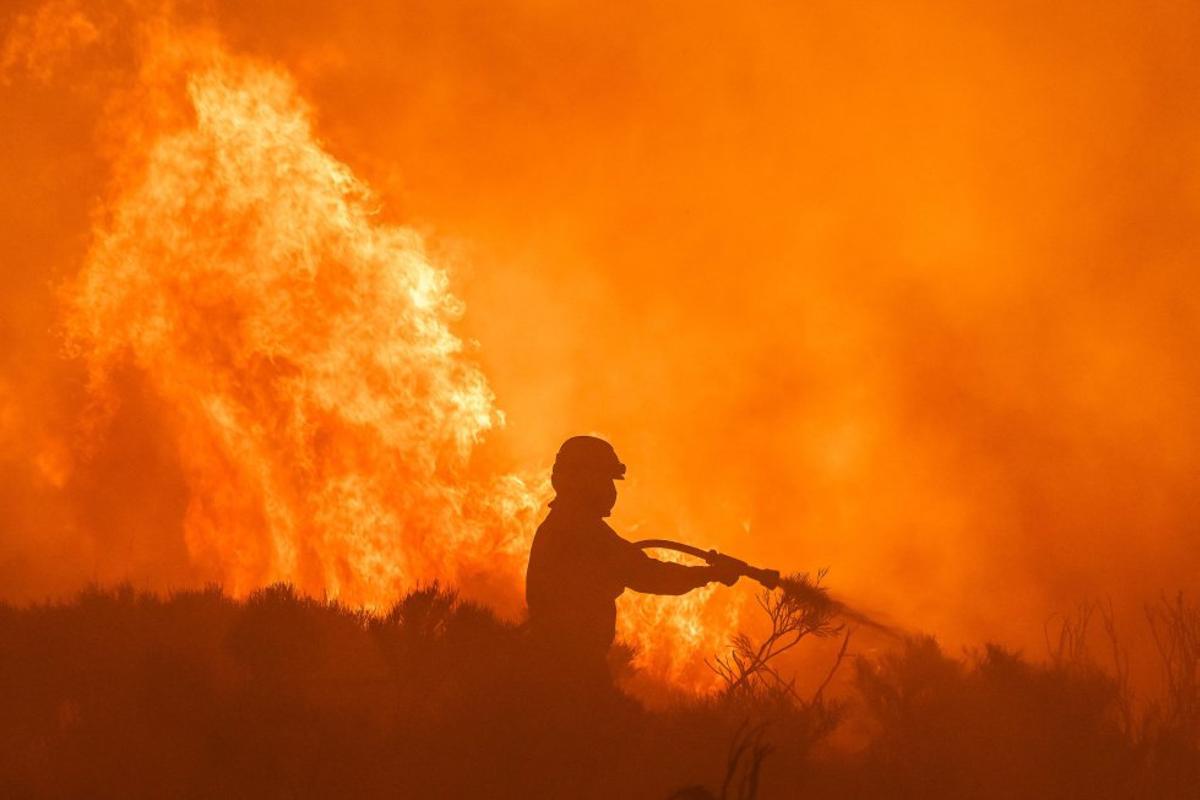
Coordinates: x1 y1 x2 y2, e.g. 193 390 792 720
636 539 901 636
634 539 781 590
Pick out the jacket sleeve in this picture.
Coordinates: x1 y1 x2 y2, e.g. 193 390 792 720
615 539 713 595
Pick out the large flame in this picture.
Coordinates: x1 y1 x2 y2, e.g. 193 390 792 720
65 34 531 604
52 22 729 684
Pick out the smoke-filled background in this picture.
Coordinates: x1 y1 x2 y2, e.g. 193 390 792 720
1 0 1198 687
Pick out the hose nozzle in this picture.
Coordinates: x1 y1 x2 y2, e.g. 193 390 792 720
743 565 781 590
703 549 782 590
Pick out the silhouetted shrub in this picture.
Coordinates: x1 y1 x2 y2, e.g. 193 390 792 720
0 585 1196 799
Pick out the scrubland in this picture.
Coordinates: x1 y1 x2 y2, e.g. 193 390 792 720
1 583 1195 799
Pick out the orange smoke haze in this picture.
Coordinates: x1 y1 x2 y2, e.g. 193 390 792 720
2 0 1199 687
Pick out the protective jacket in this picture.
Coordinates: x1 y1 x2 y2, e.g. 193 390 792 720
525 502 712 677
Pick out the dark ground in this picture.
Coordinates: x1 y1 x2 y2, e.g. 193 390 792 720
1 583 1196 799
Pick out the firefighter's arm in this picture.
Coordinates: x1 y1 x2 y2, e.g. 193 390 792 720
620 544 739 595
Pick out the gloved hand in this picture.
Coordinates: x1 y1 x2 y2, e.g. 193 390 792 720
705 552 742 587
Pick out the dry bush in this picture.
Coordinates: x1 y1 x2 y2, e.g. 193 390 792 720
669 722 772 800
851 637 1136 799
3 582 1199 799
1145 592 1200 744
709 571 846 702
673 572 852 800
1138 592 1200 797
1042 593 1200 797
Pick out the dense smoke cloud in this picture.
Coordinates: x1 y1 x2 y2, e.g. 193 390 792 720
1 0 1198 685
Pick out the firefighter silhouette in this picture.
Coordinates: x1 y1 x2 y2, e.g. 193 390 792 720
525 435 740 690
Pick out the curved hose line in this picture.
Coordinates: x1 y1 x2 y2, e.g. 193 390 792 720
634 539 781 590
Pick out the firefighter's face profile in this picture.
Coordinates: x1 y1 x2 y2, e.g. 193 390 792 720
550 436 624 516
561 473 618 517
596 477 617 517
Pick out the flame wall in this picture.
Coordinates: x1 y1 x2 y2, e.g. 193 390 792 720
2 0 1199 685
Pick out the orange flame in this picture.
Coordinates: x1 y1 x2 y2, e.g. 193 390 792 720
58 23 732 685
66 32 535 605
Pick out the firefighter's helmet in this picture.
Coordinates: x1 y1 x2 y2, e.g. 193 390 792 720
551 435 626 482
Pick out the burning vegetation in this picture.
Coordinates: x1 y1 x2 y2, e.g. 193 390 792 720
7 8 737 685
3 0 1200 795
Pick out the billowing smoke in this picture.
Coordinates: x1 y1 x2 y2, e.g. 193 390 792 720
2 0 1199 688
